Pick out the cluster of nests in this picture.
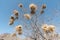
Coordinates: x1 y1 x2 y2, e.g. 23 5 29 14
9 3 46 25
29 4 46 14
9 3 46 35
9 10 19 25
42 24 55 33
40 4 46 14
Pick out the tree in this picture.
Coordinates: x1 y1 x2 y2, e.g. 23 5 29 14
9 3 60 40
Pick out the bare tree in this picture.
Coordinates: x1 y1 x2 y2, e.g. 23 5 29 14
9 3 60 40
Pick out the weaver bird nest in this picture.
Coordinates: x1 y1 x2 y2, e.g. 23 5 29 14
42 24 55 33
15 25 22 35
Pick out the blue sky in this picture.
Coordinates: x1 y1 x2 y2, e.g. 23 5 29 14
0 0 60 35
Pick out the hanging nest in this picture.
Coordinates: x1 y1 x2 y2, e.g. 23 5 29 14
40 9 44 14
9 16 15 25
42 24 48 32
18 3 23 8
13 10 19 16
48 25 55 32
10 16 15 20
24 14 31 19
13 10 19 19
15 25 22 35
9 19 14 25
42 24 55 33
42 4 46 9
30 10 35 15
29 4 37 11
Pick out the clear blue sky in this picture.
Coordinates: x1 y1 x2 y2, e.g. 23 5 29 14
0 0 60 35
